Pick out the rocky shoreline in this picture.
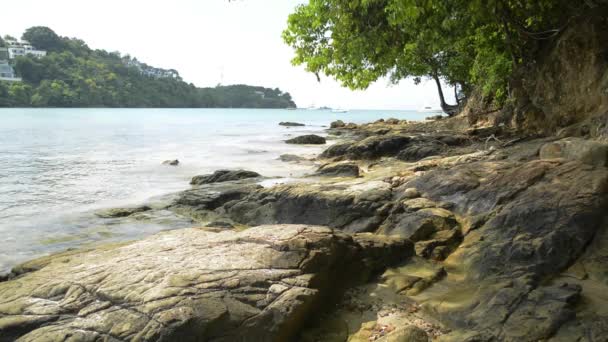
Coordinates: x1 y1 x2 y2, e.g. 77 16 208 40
1 117 607 341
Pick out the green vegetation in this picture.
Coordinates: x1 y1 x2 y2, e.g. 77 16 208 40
283 0 592 115
0 27 296 108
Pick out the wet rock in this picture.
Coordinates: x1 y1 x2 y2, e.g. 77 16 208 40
330 120 346 128
403 188 421 199
162 159 179 166
415 229 462 260
379 207 458 242
224 181 392 233
539 137 608 167
385 325 430 342
397 143 442 162
171 180 262 222
190 169 261 185
409 159 608 278
279 121 305 127
278 154 308 163
95 205 152 218
381 257 447 296
404 159 608 339
320 135 411 160
286 134 326 145
205 219 235 229
0 225 412 341
316 162 360 177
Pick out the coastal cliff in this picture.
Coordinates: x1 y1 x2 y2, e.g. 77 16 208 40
1 115 607 341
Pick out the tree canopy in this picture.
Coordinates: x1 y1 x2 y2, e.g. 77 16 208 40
0 27 296 108
283 0 593 114
21 26 65 51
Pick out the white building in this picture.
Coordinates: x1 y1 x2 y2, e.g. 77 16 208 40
6 40 46 59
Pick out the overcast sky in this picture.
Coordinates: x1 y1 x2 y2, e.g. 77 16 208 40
2 0 453 109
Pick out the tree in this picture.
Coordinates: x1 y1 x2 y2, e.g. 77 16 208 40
22 26 64 51
0 36 5 48
283 0 592 115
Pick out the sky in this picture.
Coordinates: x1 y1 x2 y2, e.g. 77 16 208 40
2 0 454 110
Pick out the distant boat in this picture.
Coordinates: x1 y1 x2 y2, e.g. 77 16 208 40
331 108 349 113
417 106 442 113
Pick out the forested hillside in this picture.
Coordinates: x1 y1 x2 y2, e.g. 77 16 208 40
0 27 296 108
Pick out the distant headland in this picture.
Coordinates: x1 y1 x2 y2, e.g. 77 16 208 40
0 27 296 108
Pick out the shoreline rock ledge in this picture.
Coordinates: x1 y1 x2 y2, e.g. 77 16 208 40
0 225 411 341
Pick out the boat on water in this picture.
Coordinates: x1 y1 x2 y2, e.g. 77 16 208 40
417 106 443 113
331 108 349 113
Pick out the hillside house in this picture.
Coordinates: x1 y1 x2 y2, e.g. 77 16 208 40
6 39 47 59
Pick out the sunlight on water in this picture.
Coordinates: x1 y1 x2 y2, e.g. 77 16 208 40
0 108 426 272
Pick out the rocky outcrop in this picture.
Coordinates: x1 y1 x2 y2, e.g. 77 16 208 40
403 158 608 340
315 162 360 177
190 170 261 185
222 181 393 233
285 135 326 145
0 225 412 341
162 159 179 166
330 120 346 128
320 135 411 160
170 180 262 222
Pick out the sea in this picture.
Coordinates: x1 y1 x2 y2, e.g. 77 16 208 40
0 108 429 273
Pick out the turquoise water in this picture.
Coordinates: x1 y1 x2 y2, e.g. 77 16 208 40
0 108 427 272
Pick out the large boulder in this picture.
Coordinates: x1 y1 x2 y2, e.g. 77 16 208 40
223 181 393 233
190 169 261 185
171 180 262 221
320 135 411 160
539 137 608 167
0 225 412 341
286 135 326 145
330 120 346 128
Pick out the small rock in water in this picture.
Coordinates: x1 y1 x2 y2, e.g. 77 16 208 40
162 159 179 166
279 121 305 127
95 206 152 218
279 154 308 163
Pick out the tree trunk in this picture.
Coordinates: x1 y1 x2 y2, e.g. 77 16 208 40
432 73 459 116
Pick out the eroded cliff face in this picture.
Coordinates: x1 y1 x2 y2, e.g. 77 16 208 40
466 7 608 138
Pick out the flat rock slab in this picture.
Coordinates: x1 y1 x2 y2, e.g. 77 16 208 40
0 225 411 341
